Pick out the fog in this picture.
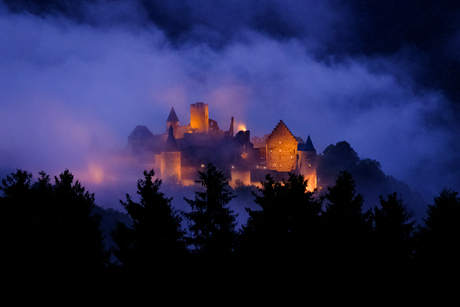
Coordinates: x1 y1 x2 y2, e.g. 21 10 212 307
1 1 459 214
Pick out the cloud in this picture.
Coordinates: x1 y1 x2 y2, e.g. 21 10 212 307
1 1 459 208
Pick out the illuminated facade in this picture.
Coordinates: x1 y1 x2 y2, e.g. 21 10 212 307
128 103 318 191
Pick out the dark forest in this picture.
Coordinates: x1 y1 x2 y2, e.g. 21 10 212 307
1 142 458 296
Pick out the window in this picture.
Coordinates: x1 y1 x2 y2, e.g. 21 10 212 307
279 149 281 153
279 141 281 144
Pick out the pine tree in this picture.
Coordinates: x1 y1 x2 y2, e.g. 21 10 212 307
320 171 372 269
112 170 186 269
183 163 237 255
372 192 415 267
416 188 460 270
0 169 108 284
241 173 321 266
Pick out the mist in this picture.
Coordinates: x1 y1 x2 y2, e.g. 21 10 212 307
1 1 459 214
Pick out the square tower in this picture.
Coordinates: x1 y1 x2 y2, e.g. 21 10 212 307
190 102 209 133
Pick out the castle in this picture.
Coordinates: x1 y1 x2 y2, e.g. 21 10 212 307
128 102 317 191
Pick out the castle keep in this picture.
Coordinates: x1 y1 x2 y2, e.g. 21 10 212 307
128 102 317 191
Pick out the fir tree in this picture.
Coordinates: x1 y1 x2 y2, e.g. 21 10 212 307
183 163 237 255
416 188 460 271
320 171 372 269
372 192 415 268
112 170 186 269
241 173 321 266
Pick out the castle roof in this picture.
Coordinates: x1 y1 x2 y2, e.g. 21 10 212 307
267 120 296 141
128 125 154 140
163 126 180 152
166 107 179 122
298 135 316 152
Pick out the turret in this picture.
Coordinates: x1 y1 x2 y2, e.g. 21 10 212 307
160 126 181 180
166 107 180 138
297 135 317 191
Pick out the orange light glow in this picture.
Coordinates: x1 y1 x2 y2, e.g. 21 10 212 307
88 163 104 184
237 124 246 131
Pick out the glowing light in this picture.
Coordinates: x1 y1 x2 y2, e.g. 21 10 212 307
88 164 104 184
237 124 246 131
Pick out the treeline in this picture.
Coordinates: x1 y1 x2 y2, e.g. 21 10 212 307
1 164 459 292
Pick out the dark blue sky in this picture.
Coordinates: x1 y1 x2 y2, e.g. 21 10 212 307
1 0 459 205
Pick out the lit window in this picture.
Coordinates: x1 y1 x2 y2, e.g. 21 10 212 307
279 141 281 144
279 149 281 153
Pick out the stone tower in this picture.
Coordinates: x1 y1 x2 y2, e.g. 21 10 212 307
166 107 179 138
190 102 209 133
298 135 317 191
161 126 181 180
266 120 298 172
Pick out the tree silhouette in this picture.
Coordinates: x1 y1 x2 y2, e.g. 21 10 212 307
183 163 237 255
319 171 372 270
112 169 186 270
372 192 415 269
45 169 108 272
0 169 108 286
240 173 321 268
416 188 460 271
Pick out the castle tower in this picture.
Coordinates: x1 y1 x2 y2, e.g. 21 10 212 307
161 126 181 180
166 107 180 138
266 120 298 172
298 135 317 191
190 102 209 133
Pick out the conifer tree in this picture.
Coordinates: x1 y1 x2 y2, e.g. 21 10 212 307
183 163 237 255
112 170 186 269
320 171 372 268
372 192 414 266
416 188 460 270
241 173 321 265
0 169 108 279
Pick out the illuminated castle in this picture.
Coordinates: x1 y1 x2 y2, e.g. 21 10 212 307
128 102 317 191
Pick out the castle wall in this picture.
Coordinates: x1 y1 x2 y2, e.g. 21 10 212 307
160 151 181 180
190 102 209 133
230 169 251 187
266 121 298 172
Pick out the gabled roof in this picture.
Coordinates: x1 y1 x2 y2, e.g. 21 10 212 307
267 120 296 141
163 126 180 152
128 125 154 140
298 135 316 152
166 107 179 122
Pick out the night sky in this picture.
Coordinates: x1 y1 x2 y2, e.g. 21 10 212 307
1 0 459 210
